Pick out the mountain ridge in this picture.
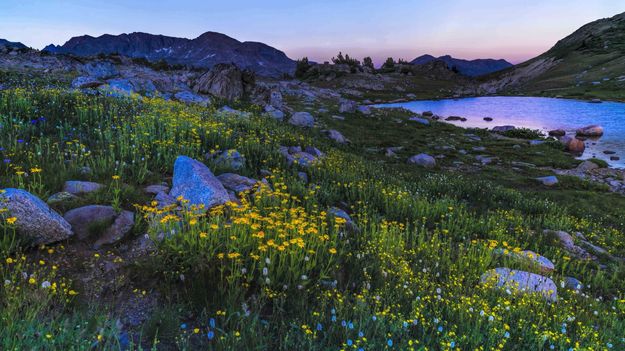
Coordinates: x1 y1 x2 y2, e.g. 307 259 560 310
410 54 513 77
43 31 296 77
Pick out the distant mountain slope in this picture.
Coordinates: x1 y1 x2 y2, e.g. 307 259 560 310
0 39 27 50
410 54 512 77
43 32 295 77
480 11 625 99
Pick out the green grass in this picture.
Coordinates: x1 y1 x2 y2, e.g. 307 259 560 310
0 79 624 350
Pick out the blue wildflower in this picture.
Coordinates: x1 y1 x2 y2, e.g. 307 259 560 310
207 330 215 340
348 322 354 329
358 331 364 338
387 339 393 347
347 339 353 346
316 323 323 331
438 326 443 332
209 318 216 328
180 323 187 329
450 341 455 348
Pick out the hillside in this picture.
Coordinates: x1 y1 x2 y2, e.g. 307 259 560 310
43 31 296 77
0 39 27 50
480 12 625 100
411 54 513 77
1 59 625 349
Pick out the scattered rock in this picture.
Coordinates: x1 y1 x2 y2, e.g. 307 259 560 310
560 136 585 154
407 153 436 168
279 146 322 167
64 205 118 240
174 91 210 106
544 230 594 260
603 150 616 155
562 277 583 291
326 129 348 144
193 63 253 101
338 100 357 113
154 191 177 208
0 188 73 245
289 112 315 128
93 210 135 249
144 184 169 195
212 149 246 170
169 156 230 209
446 116 466 122
217 173 258 193
548 129 566 137
480 268 557 302
82 61 118 79
576 125 603 137
422 111 433 117
483 117 493 122
47 191 79 205
385 147 402 158
63 181 104 195
576 160 598 172
492 125 515 133
304 146 325 158
536 176 558 186
264 105 284 120
494 248 555 273
292 152 318 166
475 155 496 165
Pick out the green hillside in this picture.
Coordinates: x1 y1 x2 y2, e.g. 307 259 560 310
481 12 625 100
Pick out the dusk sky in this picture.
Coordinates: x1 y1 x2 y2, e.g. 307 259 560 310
1 0 624 64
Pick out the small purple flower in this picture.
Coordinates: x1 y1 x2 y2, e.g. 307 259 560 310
3 159 10 164
17 139 24 143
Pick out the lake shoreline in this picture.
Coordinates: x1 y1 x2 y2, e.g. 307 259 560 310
376 96 625 169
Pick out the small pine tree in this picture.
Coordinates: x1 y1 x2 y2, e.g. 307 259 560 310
363 57 374 70
295 57 312 78
382 57 395 70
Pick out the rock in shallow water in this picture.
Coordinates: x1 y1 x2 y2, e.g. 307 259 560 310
1 188 73 245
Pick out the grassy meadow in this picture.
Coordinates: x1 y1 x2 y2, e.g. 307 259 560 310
0 72 624 350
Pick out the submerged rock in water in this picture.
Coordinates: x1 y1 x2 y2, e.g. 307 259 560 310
576 125 603 137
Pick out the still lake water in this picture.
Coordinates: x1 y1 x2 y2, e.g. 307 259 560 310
377 96 625 167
